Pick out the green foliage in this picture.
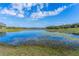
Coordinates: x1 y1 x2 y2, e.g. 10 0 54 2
0 22 6 27
46 28 79 35
46 23 79 29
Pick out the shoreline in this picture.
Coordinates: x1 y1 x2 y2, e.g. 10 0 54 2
0 43 79 56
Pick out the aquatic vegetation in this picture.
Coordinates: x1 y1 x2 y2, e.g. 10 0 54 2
0 43 79 56
42 31 79 40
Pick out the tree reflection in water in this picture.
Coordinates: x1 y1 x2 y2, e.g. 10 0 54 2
0 32 6 37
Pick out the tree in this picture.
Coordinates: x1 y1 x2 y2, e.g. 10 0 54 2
0 22 6 29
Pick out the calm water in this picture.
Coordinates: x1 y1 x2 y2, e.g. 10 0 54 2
0 30 79 46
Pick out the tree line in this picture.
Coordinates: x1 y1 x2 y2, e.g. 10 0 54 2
46 23 79 29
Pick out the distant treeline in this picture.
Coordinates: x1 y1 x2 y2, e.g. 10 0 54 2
46 23 79 29
0 23 6 27
6 27 27 29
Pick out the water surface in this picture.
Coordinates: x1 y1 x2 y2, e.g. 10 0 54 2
0 30 79 47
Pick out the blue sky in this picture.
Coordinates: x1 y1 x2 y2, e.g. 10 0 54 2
0 3 79 28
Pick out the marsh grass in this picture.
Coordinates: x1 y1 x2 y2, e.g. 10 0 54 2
0 35 79 56
0 42 79 56
0 38 77 56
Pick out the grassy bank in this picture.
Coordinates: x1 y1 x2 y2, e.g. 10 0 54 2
6 28 79 34
46 28 79 35
5 28 27 32
5 28 40 32
0 43 79 56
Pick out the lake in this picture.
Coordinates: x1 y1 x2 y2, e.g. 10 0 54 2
0 30 79 47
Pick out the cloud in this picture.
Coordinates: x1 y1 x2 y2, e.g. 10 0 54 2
11 3 48 13
17 13 24 18
1 8 16 16
30 6 66 18
0 3 76 19
0 3 48 18
0 8 25 18
11 3 31 13
30 4 76 19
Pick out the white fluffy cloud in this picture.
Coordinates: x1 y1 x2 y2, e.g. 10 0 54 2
0 3 75 19
11 3 48 13
30 4 76 18
11 3 33 13
1 8 16 16
0 3 48 18
31 5 68 18
17 13 24 17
